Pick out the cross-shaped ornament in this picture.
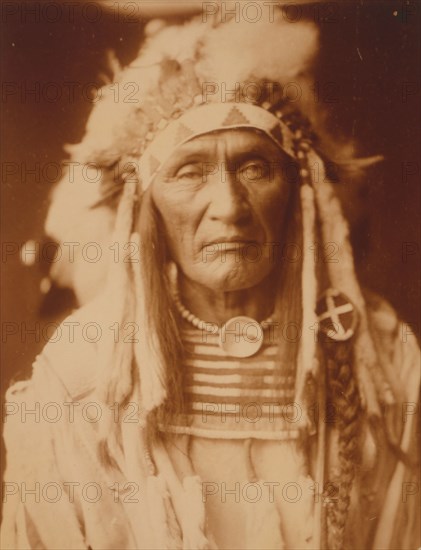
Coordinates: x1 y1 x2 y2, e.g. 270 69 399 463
316 288 358 342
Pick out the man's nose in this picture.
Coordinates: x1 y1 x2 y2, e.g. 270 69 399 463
207 167 251 225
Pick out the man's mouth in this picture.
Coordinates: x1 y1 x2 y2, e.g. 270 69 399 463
202 238 259 251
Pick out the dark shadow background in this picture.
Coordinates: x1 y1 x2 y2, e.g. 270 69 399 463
1 1 420 393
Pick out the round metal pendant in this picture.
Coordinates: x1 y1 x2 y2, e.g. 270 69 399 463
219 316 264 358
316 288 358 342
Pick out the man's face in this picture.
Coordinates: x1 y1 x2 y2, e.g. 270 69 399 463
151 129 293 292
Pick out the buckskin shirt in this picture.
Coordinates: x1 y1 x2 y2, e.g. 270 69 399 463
2 293 419 549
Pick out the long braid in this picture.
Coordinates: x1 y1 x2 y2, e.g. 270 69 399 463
325 342 361 549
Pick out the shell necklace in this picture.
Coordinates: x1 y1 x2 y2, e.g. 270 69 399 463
173 290 274 358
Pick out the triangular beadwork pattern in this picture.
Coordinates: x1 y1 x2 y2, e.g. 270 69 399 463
222 105 251 126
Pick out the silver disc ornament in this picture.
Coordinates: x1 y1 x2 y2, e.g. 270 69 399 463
219 315 264 358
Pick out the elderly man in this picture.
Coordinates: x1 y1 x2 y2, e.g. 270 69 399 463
2 10 419 550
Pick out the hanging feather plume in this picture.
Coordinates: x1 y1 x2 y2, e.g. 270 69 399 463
294 180 318 426
95 176 137 462
308 148 395 414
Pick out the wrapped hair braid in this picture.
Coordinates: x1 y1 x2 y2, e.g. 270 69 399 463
325 342 361 550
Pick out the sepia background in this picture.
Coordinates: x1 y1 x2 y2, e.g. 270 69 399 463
1 0 420 395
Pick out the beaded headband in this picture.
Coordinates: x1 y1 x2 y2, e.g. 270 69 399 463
138 102 297 188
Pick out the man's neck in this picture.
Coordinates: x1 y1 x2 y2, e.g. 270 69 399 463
177 272 277 326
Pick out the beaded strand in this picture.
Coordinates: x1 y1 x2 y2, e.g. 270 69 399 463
173 290 274 332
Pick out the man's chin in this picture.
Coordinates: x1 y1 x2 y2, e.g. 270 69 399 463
194 260 274 293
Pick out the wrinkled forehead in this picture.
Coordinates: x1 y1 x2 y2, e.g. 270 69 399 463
158 128 285 165
137 103 296 188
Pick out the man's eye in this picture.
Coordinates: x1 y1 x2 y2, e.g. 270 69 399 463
175 164 203 180
238 160 270 182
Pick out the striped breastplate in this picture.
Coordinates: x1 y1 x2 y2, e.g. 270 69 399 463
162 327 300 440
